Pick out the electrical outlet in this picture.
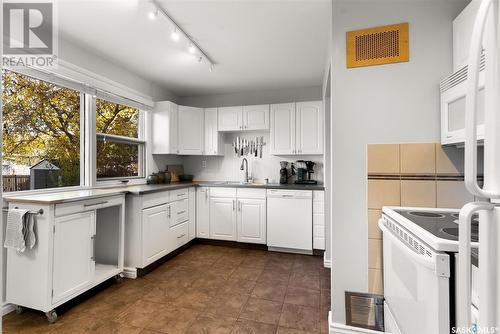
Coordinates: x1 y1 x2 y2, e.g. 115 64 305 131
202 160 207 168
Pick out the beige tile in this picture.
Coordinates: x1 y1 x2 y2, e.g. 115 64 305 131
368 209 382 239
367 180 401 209
368 239 383 270
436 144 464 175
368 269 383 295
367 144 400 174
437 181 474 209
401 180 436 207
400 143 436 174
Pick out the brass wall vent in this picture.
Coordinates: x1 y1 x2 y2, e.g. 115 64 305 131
346 23 409 68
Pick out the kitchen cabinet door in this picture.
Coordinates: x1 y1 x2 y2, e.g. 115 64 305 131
152 101 178 154
453 0 481 71
237 198 266 244
178 105 204 155
296 101 323 155
218 106 243 131
52 211 95 304
243 105 269 130
209 197 237 241
204 108 224 156
142 204 171 265
188 187 196 241
196 187 210 238
270 103 296 155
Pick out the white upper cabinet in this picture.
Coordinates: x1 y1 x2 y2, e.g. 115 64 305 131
270 101 324 155
296 101 324 155
270 103 296 155
218 106 243 131
218 105 270 131
205 108 224 156
453 0 481 71
243 105 270 130
178 105 204 155
152 101 178 154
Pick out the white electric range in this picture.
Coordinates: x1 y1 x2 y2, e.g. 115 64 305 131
379 206 479 334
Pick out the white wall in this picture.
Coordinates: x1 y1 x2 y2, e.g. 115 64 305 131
183 131 324 184
179 86 322 108
329 0 468 325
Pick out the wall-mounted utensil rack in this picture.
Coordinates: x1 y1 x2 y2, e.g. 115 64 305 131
232 136 266 158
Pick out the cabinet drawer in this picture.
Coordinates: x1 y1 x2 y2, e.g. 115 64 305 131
55 196 120 217
169 221 189 250
210 187 237 198
142 191 170 209
172 198 189 226
237 188 266 199
171 188 189 201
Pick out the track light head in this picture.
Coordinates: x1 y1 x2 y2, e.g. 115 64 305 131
148 9 158 20
188 44 196 54
171 29 180 41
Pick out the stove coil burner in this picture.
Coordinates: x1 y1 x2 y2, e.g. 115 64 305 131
408 211 446 218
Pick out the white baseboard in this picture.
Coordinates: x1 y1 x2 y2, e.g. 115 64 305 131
122 267 137 279
329 313 382 334
323 258 332 268
2 303 14 316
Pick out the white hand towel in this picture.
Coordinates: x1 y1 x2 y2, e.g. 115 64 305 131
25 213 36 250
4 209 29 252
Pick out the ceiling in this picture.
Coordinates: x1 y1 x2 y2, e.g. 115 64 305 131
58 0 331 97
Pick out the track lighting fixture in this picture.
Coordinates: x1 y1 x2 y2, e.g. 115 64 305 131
149 0 215 72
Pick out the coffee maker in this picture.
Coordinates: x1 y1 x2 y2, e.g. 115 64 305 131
279 161 289 184
294 160 317 184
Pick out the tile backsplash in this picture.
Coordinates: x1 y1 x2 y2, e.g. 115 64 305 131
366 143 475 295
182 131 324 184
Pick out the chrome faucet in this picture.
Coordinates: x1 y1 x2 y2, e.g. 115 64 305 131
240 158 249 183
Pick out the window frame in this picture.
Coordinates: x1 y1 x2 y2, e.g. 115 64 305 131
92 96 146 185
1 69 149 193
1 69 86 194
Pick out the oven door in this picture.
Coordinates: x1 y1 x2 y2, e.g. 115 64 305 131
379 219 450 334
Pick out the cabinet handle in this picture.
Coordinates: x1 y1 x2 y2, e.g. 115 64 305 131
90 235 95 261
84 201 108 208
168 206 171 218
233 200 236 211
177 193 186 197
205 189 208 200
177 210 186 215
238 201 241 211
177 233 186 239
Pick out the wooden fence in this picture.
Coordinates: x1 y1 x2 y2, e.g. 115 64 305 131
3 175 30 192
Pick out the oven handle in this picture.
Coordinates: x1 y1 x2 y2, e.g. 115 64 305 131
378 221 436 272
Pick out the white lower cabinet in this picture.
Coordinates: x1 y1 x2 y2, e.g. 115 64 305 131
6 195 125 320
125 187 195 272
313 191 325 250
52 211 95 304
196 187 210 238
237 198 266 244
188 187 196 240
142 204 171 265
209 197 237 241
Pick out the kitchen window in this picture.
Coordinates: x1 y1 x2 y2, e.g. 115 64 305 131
95 99 145 180
1 70 83 192
1 69 149 192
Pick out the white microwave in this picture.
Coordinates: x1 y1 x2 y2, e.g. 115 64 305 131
440 55 485 146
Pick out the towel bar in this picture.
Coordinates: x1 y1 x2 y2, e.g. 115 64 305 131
2 208 44 215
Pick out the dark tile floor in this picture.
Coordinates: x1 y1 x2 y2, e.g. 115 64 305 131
3 244 331 334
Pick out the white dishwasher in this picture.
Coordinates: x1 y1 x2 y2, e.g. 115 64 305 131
266 189 312 254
